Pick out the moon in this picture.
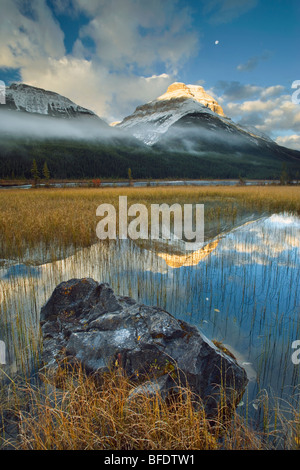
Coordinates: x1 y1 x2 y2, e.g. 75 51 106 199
215 40 219 45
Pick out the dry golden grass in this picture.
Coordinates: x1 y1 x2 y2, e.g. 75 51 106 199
0 185 299 259
1 185 300 450
2 365 262 451
2 365 300 450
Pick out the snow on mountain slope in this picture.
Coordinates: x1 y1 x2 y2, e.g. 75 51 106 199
3 83 98 120
117 82 230 145
116 82 275 147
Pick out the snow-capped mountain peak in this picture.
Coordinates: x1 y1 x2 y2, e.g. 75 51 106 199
157 82 225 117
117 82 227 145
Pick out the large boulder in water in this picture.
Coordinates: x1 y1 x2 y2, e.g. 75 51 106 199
40 278 248 416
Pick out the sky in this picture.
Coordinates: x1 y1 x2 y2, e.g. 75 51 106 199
0 0 299 149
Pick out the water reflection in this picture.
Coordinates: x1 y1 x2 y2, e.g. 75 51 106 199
0 212 299 422
2 264 41 279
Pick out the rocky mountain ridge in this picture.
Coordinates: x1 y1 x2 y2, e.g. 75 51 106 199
3 83 100 120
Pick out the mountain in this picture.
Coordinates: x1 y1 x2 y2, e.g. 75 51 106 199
3 83 100 120
0 82 151 148
117 82 300 167
0 82 115 141
0 82 299 181
0 83 157 180
117 82 226 145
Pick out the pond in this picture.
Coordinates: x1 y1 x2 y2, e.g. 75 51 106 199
0 210 299 426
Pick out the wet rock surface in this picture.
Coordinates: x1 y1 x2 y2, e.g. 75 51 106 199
40 278 248 416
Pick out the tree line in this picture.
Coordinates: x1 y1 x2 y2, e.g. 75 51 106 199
0 137 299 181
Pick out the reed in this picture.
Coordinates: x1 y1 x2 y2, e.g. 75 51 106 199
1 185 299 260
2 364 299 450
2 364 262 451
0 184 299 450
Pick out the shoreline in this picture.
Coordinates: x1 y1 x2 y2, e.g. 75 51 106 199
0 177 286 189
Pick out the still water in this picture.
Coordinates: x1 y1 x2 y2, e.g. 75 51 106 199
0 211 299 422
0 179 279 190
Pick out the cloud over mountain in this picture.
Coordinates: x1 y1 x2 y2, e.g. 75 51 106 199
0 0 298 150
0 0 199 122
209 81 300 149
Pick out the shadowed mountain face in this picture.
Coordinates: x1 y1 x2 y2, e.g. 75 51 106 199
154 112 300 163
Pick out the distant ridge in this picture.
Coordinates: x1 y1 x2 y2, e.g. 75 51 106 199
3 83 102 121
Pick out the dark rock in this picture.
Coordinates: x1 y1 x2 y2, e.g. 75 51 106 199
40 278 248 416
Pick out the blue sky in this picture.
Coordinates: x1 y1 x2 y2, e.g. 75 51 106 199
0 0 299 149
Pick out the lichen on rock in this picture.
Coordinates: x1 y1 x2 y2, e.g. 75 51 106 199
40 278 248 417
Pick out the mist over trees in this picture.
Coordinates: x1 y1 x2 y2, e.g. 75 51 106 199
0 106 299 181
0 136 298 181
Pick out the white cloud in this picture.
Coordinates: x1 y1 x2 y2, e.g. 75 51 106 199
260 85 284 100
210 81 300 146
72 0 198 73
50 0 74 14
226 99 275 114
21 57 108 115
237 58 259 72
0 0 198 120
225 96 300 139
0 0 65 68
276 135 300 151
21 56 173 121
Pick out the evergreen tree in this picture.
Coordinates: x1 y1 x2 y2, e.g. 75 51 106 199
31 159 40 187
43 161 50 185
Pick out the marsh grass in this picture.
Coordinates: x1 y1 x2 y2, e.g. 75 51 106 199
1 364 263 451
0 185 299 260
0 185 299 450
2 364 299 450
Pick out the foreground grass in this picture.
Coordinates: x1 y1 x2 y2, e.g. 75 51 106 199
1 365 264 451
2 365 300 450
0 185 299 260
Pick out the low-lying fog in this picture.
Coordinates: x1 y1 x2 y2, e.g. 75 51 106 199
0 109 127 142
